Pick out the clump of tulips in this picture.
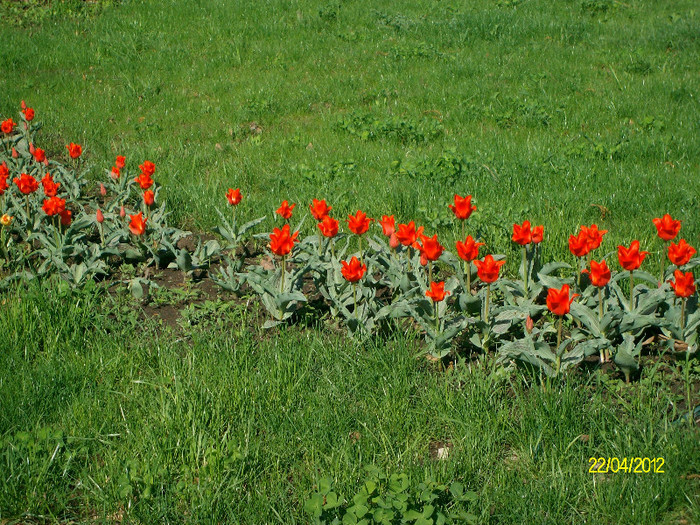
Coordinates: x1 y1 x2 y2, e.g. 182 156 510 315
0 103 188 293
212 187 697 384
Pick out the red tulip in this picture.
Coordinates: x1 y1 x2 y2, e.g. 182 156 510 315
547 284 578 316
586 224 607 251
42 196 66 217
269 224 299 257
668 239 696 266
668 270 696 298
448 194 476 220
0 162 8 179
417 234 444 262
653 214 681 241
618 240 649 271
425 281 450 302
129 212 147 236
341 256 367 283
473 254 506 284
0 176 8 196
317 215 339 238
276 200 296 219
226 188 242 206
582 259 611 287
115 155 126 169
41 173 60 198
347 210 371 235
66 142 82 159
144 190 155 207
23 108 34 122
139 160 155 176
1 118 16 134
59 209 72 226
13 173 39 194
395 221 423 246
568 229 590 258
379 215 395 237
111 166 120 179
32 147 46 164
309 199 331 221
512 220 532 245
531 225 544 244
134 172 154 190
455 235 484 262
96 209 104 223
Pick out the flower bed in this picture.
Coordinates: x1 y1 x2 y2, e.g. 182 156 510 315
1 103 698 384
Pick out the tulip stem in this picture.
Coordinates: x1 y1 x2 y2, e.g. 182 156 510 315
556 316 563 376
484 284 491 323
358 236 362 266
25 195 31 238
522 245 528 296
331 239 335 260
659 241 667 286
577 257 582 289
629 270 634 311
353 283 357 318
428 261 433 284
280 255 286 293
434 300 439 333
681 297 686 331
598 287 603 322
318 230 323 256
466 262 471 293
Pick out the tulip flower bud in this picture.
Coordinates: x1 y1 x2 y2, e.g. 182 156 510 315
96 209 104 223
120 205 126 218
420 253 428 267
21 100 26 110
43 158 49 167
11 148 18 158
29 143 35 154
526 316 534 334
389 232 399 250
100 183 107 196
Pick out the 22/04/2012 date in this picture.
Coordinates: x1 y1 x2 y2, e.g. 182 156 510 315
589 457 664 474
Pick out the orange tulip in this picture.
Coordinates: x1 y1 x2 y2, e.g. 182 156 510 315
582 259 611 287
653 214 681 241
448 194 476 220
455 235 484 262
66 142 82 159
341 256 367 283
425 281 450 302
668 270 696 298
618 240 649 271
309 199 331 221
276 200 296 219
473 254 506 284
668 239 696 266
226 188 242 206
129 212 147 236
317 215 339 238
546 284 578 316
269 224 299 257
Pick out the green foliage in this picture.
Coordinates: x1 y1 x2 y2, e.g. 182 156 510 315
304 468 478 525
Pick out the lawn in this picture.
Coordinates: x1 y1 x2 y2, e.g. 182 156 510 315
0 0 698 523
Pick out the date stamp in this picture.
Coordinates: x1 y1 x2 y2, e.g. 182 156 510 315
589 457 664 474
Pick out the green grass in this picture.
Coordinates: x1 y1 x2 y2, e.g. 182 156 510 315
1 0 699 522
0 281 698 522
1 0 698 263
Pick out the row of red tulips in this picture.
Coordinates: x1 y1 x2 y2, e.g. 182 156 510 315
225 187 697 311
